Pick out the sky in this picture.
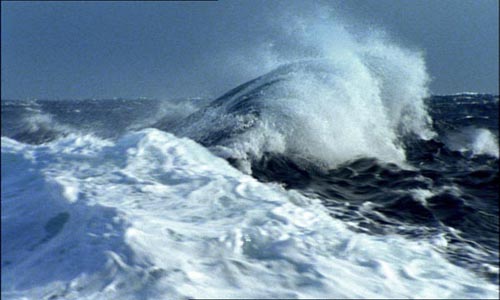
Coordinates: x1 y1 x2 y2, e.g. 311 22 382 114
1 0 498 100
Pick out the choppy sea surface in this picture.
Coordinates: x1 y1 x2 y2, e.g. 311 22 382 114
2 61 499 299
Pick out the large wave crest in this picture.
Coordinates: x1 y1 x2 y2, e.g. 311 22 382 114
165 35 435 173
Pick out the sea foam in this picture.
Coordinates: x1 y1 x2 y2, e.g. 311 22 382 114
2 130 497 299
444 127 499 158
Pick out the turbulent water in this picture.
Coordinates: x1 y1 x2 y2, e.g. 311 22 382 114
2 91 498 299
2 53 499 299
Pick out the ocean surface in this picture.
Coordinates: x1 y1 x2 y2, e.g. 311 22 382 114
2 61 499 299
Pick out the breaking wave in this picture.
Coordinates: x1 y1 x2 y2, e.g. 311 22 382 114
167 55 434 173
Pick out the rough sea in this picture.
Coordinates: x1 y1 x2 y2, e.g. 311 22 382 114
2 59 499 298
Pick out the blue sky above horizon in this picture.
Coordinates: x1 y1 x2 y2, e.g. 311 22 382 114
1 0 498 99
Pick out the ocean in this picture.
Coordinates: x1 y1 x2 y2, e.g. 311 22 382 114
1 59 499 299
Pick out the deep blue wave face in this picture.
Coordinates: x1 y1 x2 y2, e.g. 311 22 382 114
1 93 499 285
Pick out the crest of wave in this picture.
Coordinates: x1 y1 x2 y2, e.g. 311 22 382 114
172 10 435 173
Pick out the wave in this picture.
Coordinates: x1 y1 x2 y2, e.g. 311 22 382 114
1 98 209 145
153 9 438 174
2 130 497 299
165 55 434 173
443 127 499 158
2 106 72 144
2 10 497 298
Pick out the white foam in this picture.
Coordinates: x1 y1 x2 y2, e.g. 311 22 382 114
2 130 497 299
12 108 72 142
134 98 209 132
444 127 499 158
175 15 435 172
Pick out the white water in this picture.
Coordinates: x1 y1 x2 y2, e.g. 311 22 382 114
2 129 497 299
444 127 499 158
175 15 435 173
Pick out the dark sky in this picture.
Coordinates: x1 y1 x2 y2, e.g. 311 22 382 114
1 0 498 99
